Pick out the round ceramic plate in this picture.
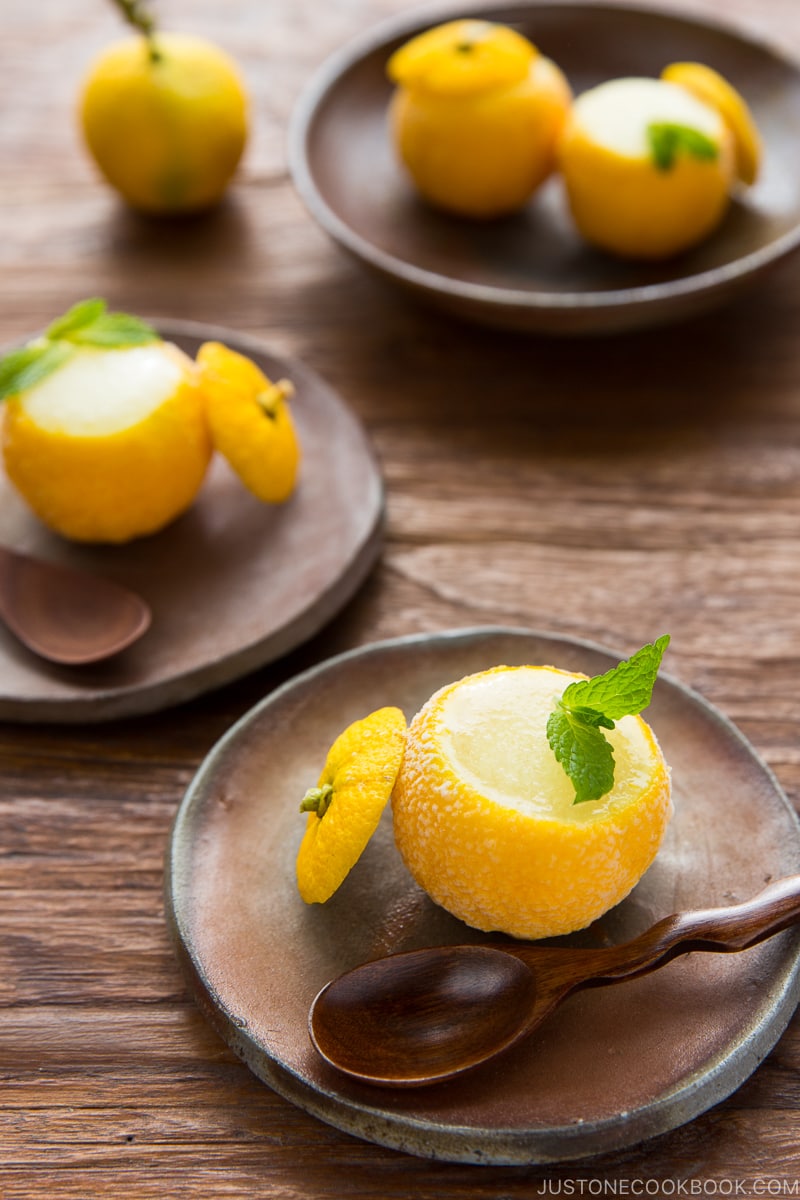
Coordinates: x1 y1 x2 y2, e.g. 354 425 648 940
290 1 800 334
0 321 383 723
166 627 800 1165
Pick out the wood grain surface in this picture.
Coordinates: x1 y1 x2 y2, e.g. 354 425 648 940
2 0 800 1194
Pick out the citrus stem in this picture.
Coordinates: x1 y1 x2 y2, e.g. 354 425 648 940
300 784 334 818
109 0 161 62
256 379 295 419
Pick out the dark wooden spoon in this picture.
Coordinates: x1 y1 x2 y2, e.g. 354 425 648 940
310 874 800 1087
0 544 151 665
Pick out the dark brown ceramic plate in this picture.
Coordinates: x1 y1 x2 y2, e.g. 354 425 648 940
289 1 800 334
0 321 383 723
166 628 800 1164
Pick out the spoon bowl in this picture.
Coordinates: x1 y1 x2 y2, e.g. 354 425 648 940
310 874 800 1087
311 945 538 1086
0 544 151 665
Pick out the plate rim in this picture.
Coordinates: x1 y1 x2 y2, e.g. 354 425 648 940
165 624 800 1164
0 318 385 723
288 0 800 315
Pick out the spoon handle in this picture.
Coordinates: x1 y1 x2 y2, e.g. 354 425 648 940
519 874 800 989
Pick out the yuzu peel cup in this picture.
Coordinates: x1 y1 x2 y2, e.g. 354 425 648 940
0 300 212 543
296 644 672 938
558 75 737 259
387 18 571 218
0 301 301 544
2 342 212 543
392 665 672 940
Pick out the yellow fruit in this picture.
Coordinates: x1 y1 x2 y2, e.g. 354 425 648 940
297 707 407 904
388 20 571 218
559 76 735 259
392 666 672 939
388 19 536 95
2 341 212 542
661 62 761 186
80 32 248 214
196 342 300 504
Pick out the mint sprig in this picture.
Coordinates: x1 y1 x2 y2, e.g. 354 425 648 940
546 635 670 804
0 299 159 403
648 123 718 172
0 342 73 401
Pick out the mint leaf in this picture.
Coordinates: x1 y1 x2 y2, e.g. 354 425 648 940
547 707 616 805
648 123 719 172
567 705 616 730
67 312 158 347
0 299 160 404
47 298 158 349
45 298 107 341
561 635 671 720
547 636 670 804
0 341 73 402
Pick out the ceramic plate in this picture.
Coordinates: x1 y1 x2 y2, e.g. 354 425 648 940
0 321 383 723
290 1 800 334
166 628 800 1164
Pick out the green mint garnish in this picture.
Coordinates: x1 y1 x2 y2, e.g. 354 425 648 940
0 342 73 403
44 297 109 341
43 298 158 348
648 123 719 172
546 635 670 805
0 299 159 403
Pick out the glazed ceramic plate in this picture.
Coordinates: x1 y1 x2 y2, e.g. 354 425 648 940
290 1 800 334
166 628 800 1164
0 321 383 723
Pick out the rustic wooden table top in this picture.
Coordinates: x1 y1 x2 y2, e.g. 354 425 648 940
4 0 800 1194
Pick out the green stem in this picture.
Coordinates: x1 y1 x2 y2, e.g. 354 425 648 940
300 784 334 818
109 0 161 62
256 379 295 420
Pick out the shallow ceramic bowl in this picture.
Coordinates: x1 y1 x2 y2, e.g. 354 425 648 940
0 321 384 723
289 1 800 334
166 628 800 1164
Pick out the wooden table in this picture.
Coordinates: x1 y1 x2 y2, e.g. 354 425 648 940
3 0 800 1193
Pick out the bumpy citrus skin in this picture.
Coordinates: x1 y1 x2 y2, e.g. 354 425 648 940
388 20 536 96
297 707 407 904
661 62 761 187
392 666 672 939
80 33 248 214
559 78 735 259
2 345 212 543
388 21 571 219
391 55 571 218
196 341 299 504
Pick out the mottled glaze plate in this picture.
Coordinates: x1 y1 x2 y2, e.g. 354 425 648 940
165 627 800 1164
290 1 800 333
0 321 383 723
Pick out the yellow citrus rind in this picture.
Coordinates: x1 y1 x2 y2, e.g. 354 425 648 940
662 61 761 186
196 341 300 504
558 78 735 259
296 707 407 904
80 32 248 214
387 20 537 96
2 344 212 543
390 53 571 218
392 666 672 939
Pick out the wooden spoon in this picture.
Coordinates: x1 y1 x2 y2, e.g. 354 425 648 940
310 874 800 1087
0 544 151 665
